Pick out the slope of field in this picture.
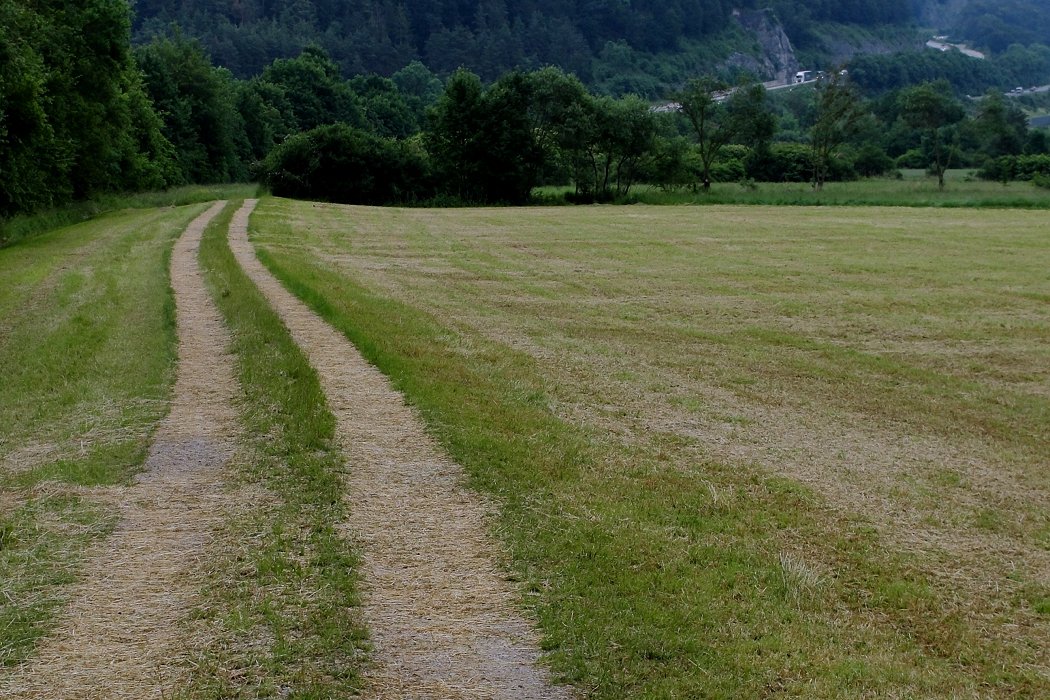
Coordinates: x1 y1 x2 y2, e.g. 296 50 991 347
250 199 1050 697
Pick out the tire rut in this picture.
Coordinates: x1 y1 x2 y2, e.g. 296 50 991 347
1 201 240 699
228 199 572 700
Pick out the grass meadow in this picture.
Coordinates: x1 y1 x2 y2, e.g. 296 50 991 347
2 191 1047 697
250 198 1050 697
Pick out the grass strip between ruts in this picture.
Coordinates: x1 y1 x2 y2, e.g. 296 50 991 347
181 201 366 698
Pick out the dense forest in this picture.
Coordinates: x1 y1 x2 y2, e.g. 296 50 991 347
130 0 914 82
948 1 1050 53
3 0 1050 223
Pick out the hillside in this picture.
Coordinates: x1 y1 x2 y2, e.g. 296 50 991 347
130 0 917 91
919 0 1050 52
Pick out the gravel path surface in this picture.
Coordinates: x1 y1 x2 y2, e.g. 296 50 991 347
228 199 572 700
2 202 239 699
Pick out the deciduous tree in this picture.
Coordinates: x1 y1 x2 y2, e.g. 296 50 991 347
675 77 774 190
810 74 866 190
898 81 965 189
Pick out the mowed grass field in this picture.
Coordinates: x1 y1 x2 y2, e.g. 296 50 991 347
251 199 1050 697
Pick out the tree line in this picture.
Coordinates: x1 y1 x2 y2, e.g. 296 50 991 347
4 0 1049 220
258 68 1050 204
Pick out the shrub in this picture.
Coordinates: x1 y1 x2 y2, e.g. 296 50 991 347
978 154 1050 181
710 158 746 183
259 123 432 204
896 148 927 169
853 144 896 177
747 143 812 182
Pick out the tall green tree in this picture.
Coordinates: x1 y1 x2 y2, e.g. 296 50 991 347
971 90 1028 160
524 67 591 183
260 46 364 132
571 95 657 198
1 0 176 217
136 33 249 184
898 81 965 189
0 1 59 216
425 69 486 201
425 69 541 204
810 74 866 190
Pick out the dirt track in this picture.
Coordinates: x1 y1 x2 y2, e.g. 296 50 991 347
228 199 571 699
1 202 239 699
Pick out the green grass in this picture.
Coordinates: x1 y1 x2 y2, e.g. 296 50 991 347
0 203 210 666
179 202 366 697
0 184 260 249
536 169 1050 208
248 198 1049 697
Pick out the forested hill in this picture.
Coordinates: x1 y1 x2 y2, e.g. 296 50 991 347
920 1 1050 53
130 0 914 84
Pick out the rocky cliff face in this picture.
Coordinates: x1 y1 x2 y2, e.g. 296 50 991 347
726 8 800 83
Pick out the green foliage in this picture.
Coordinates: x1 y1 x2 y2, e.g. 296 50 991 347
0 0 177 218
642 136 701 190
135 33 249 185
259 46 364 132
966 91 1029 159
978 154 1050 181
747 142 815 182
675 77 775 190
128 0 923 93
564 94 659 200
350 74 422 138
955 1 1050 53
853 143 896 177
0 1 58 216
260 123 430 205
849 44 1050 96
810 76 866 189
898 81 966 188
426 69 543 204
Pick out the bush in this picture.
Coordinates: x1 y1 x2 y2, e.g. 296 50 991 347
746 143 858 183
747 143 812 182
642 136 699 191
258 123 431 204
853 144 895 177
978 154 1050 182
896 148 927 169
710 158 746 183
